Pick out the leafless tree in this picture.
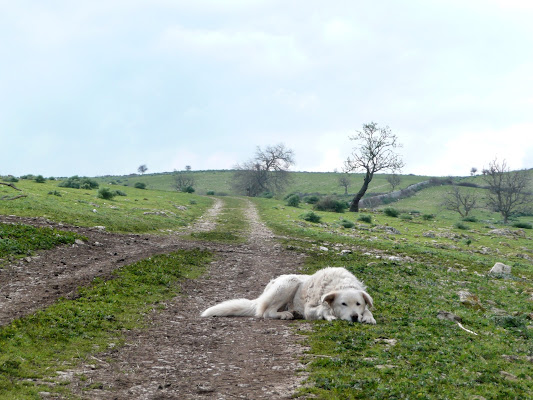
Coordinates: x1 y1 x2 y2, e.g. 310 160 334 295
470 167 478 176
174 171 195 192
481 158 531 223
442 185 478 217
138 164 148 175
338 175 351 195
386 174 402 192
232 144 295 197
344 122 404 212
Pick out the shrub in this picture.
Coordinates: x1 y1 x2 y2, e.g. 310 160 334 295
260 192 273 198
58 176 99 190
206 191 215 196
183 186 195 193
114 190 127 197
454 222 469 230
134 182 146 189
314 197 348 213
513 221 532 229
189 200 197 205
422 214 435 221
340 219 355 228
301 211 321 223
304 195 320 204
97 187 116 200
4 176 19 183
462 216 477 222
400 214 413 220
384 207 400 218
286 194 300 207
47 190 62 197
358 214 372 224
35 175 46 183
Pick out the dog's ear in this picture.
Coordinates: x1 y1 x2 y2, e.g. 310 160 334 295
361 291 373 309
321 292 337 305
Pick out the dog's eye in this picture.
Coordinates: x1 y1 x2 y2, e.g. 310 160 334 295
356 302 361 306
341 302 347 306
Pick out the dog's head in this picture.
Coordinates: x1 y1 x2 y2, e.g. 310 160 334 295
321 289 373 323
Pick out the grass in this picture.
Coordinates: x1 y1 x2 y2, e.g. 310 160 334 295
0 179 213 233
252 196 533 399
0 249 212 399
0 223 85 260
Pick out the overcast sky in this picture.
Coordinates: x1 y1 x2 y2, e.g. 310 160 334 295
1 0 532 178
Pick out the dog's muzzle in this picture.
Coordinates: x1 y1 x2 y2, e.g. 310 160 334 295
351 315 359 322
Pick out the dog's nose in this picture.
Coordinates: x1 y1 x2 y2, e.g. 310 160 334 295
351 315 359 322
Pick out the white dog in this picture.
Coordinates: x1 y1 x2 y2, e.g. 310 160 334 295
201 267 376 324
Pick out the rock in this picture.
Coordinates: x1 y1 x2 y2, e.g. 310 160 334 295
437 311 462 322
339 249 352 255
388 256 403 262
489 262 511 276
500 371 517 381
458 290 483 310
319 246 329 252
75 239 85 245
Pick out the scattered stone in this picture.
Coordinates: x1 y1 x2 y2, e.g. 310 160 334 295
196 383 215 393
92 209 97 213
75 239 85 245
374 338 397 346
339 249 352 255
500 371 517 381
423 231 436 238
319 246 329 252
458 290 483 310
93 226 106 230
437 311 462 322
489 262 512 276
387 256 403 262
375 364 396 369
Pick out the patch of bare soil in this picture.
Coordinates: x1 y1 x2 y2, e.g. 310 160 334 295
0 199 311 399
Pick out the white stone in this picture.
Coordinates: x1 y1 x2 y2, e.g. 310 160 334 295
489 262 511 276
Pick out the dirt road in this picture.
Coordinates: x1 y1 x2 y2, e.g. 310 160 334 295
0 199 309 399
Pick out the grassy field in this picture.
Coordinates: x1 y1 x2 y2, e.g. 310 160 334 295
0 179 213 233
252 196 533 399
93 170 430 197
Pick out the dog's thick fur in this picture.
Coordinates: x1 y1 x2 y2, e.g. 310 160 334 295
201 267 376 324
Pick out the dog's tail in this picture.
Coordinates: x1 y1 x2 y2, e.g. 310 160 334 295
201 298 257 318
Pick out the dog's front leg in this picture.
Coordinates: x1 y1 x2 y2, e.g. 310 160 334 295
361 309 376 324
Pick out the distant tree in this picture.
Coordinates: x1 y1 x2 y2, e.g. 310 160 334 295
138 164 148 175
35 175 46 183
232 143 295 197
442 185 478 217
338 175 351 195
174 171 195 193
470 167 478 176
185 165 192 172
386 174 401 191
481 158 531 224
344 122 404 212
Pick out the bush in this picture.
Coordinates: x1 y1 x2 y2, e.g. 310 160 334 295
513 221 532 229
114 190 127 197
314 197 348 213
358 214 372 224
183 186 195 193
340 219 355 228
4 176 19 183
454 222 469 230
47 190 62 197
384 207 400 218
206 191 215 196
260 192 273 199
462 216 477 222
305 195 320 204
301 211 321 223
58 176 99 190
286 194 300 207
400 214 413 220
422 214 435 221
97 187 116 200
134 182 146 190
35 175 46 183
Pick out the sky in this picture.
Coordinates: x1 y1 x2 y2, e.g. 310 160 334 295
1 0 532 178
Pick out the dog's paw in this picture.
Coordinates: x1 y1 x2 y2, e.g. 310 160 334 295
279 311 294 320
325 315 338 322
361 313 376 325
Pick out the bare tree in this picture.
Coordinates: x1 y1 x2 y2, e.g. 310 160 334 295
470 167 478 176
174 171 195 193
138 164 148 175
338 175 351 195
481 158 531 223
232 144 295 197
442 185 478 217
185 165 192 172
386 174 401 192
344 122 404 212
0 181 27 200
